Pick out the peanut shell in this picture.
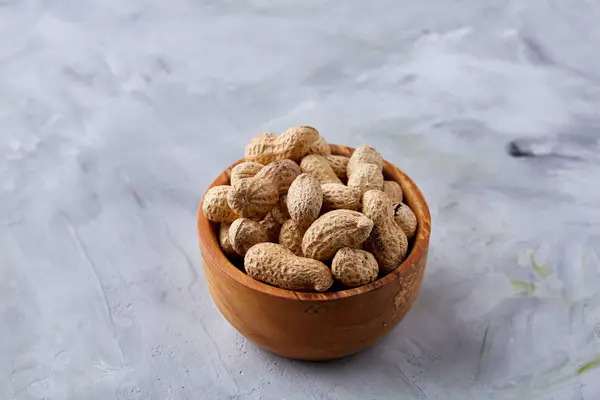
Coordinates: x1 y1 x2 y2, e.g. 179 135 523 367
393 202 417 240
245 243 333 292
229 218 270 256
244 126 319 164
307 135 331 156
260 212 282 243
332 248 379 287
227 177 279 220
287 173 323 229
362 190 408 273
302 209 374 261
325 155 349 181
321 183 361 212
347 164 384 194
347 145 384 177
202 185 240 222
279 219 305 256
230 162 264 187
254 159 301 195
300 154 342 185
383 181 403 202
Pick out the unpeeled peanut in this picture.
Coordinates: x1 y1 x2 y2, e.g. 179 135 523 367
302 210 374 261
227 176 279 220
260 212 282 243
300 154 342 185
218 222 237 258
383 181 403 202
245 126 319 164
347 146 385 194
325 155 349 181
278 219 305 256
229 218 269 256
254 159 301 195
308 135 331 156
347 146 384 177
271 195 290 225
393 202 417 240
287 173 323 229
203 185 240 222
245 243 333 292
321 183 361 212
362 190 408 273
230 162 264 187
332 248 379 287
347 164 384 194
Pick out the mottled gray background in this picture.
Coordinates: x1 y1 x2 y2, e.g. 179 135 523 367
2 1 600 399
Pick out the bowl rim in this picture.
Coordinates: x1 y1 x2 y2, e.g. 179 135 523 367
197 144 431 302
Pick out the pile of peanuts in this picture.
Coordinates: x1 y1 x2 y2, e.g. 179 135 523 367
202 126 417 292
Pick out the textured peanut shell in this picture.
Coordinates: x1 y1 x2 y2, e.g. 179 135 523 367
244 126 320 164
347 164 384 194
347 146 384 177
393 202 417 240
254 159 301 195
218 222 237 258
286 173 323 229
332 248 379 287
325 155 349 181
260 212 282 243
362 190 408 273
271 195 290 225
244 243 333 292
300 154 342 185
307 135 331 156
383 180 403 202
230 162 264 187
227 177 279 220
229 218 270 256
302 210 374 261
321 183 361 212
202 185 240 222
278 219 305 256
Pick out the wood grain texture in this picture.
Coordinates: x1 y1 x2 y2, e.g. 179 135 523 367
197 144 432 361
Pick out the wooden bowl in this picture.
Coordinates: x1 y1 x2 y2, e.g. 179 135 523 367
197 145 431 361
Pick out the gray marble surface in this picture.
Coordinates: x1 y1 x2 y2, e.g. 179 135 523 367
2 1 600 399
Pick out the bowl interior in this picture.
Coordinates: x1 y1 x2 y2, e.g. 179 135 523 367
197 144 431 301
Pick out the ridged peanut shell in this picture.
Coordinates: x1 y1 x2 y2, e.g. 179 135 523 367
244 126 320 164
347 146 384 177
230 162 264 187
332 248 379 287
202 185 240 222
362 190 407 273
227 177 279 220
347 164 384 194
254 159 301 194
302 210 374 261
271 195 290 225
393 202 417 240
229 218 270 256
321 183 361 211
307 135 331 156
287 173 323 229
278 219 305 256
325 155 349 181
260 212 282 243
244 243 333 292
300 154 342 185
218 222 237 258
383 180 403 202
